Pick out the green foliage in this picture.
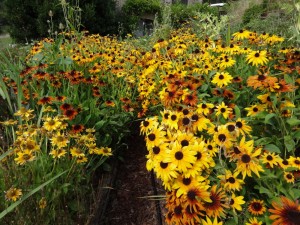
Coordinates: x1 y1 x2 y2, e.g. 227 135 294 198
242 4 264 25
171 2 218 28
3 0 119 43
120 0 161 35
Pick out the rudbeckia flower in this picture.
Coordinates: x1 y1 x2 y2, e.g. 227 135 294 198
246 50 269 66
211 72 233 88
248 199 266 216
269 196 300 225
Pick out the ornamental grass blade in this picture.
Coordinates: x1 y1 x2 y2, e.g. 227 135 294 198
0 170 67 219
0 148 14 161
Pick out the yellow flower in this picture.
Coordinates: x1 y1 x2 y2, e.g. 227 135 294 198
211 72 233 88
201 216 223 225
246 217 262 225
246 50 269 66
39 197 47 209
43 116 62 132
215 102 232 119
5 187 22 201
70 147 85 157
51 132 69 148
14 149 36 165
14 107 35 120
229 193 245 212
49 148 67 159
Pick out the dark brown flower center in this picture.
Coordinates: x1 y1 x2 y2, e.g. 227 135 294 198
228 177 235 184
227 125 235 132
160 162 168 169
148 133 155 141
171 114 177 121
218 134 226 142
219 75 224 80
182 178 191 186
241 154 251 163
143 121 149 127
236 121 242 128
252 202 263 211
266 155 273 161
153 146 160 154
181 140 189 147
175 151 183 160
182 117 190 125
187 190 196 200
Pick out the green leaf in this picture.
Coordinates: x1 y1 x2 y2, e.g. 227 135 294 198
284 135 295 152
286 117 300 126
0 171 67 219
234 105 241 119
264 113 276 125
255 137 272 146
284 74 293 84
0 149 14 161
95 120 106 130
264 144 281 153
293 129 300 140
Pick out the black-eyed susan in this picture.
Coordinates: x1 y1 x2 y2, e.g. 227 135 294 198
191 114 212 132
145 126 166 149
246 50 269 66
166 141 197 173
173 174 205 197
203 185 228 218
197 102 214 116
71 124 85 133
229 193 245 212
153 160 178 188
218 170 244 192
248 199 267 216
283 172 295 184
245 217 263 225
5 187 22 202
235 137 264 178
232 29 251 40
245 104 266 117
269 196 300 225
211 72 233 88
201 216 223 225
215 102 232 119
140 117 159 135
261 151 281 168
235 118 252 136
213 125 233 149
288 156 300 170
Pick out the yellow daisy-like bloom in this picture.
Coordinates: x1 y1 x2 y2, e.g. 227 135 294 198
145 126 166 149
201 216 223 225
51 132 69 148
215 102 232 119
203 185 228 218
166 141 197 173
248 199 267 216
211 72 233 88
232 29 251 40
218 170 244 192
197 102 214 116
246 50 269 66
235 118 252 136
14 149 36 165
49 148 67 159
14 107 35 121
173 174 206 197
246 217 263 225
283 171 295 184
269 196 300 225
70 147 85 157
229 193 245 212
235 137 264 178
245 104 266 116
140 117 159 135
98 147 113 157
43 116 62 132
213 125 233 149
153 160 178 188
5 187 22 202
287 156 300 170
261 151 281 168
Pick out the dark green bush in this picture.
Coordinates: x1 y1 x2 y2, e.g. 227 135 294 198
242 4 264 26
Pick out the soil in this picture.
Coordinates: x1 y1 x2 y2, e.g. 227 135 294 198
91 124 166 225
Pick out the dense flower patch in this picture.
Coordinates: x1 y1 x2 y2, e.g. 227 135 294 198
1 23 300 224
138 28 300 224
